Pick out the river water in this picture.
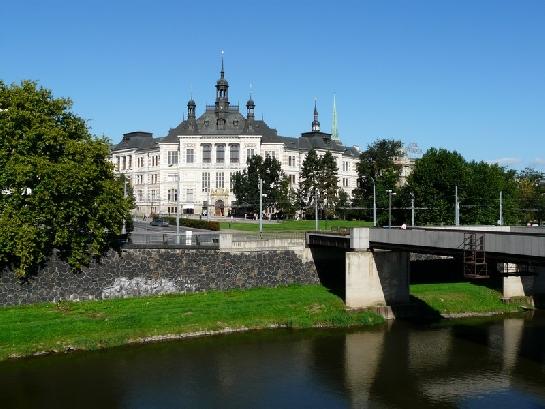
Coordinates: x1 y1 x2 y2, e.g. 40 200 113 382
1 312 544 408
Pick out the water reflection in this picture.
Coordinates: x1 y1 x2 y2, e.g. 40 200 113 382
0 313 544 408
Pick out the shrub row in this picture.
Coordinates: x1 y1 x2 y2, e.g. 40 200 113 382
162 216 220 231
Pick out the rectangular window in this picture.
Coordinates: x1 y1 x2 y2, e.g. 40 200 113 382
289 174 296 185
116 156 120 170
168 151 179 166
186 148 194 163
246 148 255 162
136 174 144 185
202 172 210 192
168 206 177 215
265 151 275 159
216 144 225 163
167 188 178 202
343 178 349 187
150 174 158 184
149 189 158 201
288 155 296 167
216 172 224 189
186 189 194 203
128 156 132 169
230 144 240 163
202 144 211 163
167 173 179 183
151 155 160 167
122 156 126 170
137 189 144 201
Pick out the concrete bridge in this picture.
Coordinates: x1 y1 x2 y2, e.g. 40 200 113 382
306 227 545 311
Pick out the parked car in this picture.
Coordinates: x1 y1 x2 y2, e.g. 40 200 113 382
150 218 169 227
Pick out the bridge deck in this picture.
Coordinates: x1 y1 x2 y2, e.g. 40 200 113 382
307 227 545 263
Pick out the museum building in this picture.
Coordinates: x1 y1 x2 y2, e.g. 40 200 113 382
111 61 361 217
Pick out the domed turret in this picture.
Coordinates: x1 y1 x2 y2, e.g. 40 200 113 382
187 98 196 119
246 96 255 120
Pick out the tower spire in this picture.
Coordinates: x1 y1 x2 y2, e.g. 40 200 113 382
221 50 224 79
312 98 320 132
332 94 339 141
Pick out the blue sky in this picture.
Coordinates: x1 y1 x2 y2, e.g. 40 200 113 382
1 0 544 170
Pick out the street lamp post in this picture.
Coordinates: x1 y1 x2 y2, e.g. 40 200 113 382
315 191 319 231
386 189 396 229
499 190 503 226
410 192 415 226
259 178 263 234
370 176 377 227
121 177 127 235
176 174 180 244
455 185 460 226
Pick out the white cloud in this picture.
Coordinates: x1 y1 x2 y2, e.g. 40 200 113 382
528 158 545 168
486 157 522 167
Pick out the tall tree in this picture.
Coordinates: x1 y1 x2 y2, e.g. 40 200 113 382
403 148 520 225
298 149 321 210
0 81 133 277
318 151 339 217
516 168 545 224
231 155 290 216
353 139 403 224
403 148 468 225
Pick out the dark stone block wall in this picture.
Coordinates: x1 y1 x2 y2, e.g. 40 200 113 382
0 248 319 307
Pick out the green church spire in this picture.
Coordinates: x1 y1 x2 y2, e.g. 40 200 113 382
332 94 340 141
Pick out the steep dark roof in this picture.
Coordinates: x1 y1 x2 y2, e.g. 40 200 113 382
162 106 282 141
112 131 159 151
278 133 360 158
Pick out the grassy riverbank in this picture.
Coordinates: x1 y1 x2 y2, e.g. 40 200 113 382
0 285 383 361
411 282 532 315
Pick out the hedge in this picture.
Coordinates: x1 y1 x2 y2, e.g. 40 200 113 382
162 216 220 231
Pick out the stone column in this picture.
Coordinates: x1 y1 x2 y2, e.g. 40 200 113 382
503 275 526 299
345 250 409 309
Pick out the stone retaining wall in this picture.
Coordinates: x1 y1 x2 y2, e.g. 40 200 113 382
0 247 319 306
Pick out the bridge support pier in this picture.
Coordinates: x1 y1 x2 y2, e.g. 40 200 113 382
502 264 545 305
345 250 410 309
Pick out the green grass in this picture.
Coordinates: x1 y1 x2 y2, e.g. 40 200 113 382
0 285 383 361
220 219 372 232
411 282 532 315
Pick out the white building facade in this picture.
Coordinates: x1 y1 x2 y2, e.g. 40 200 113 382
111 64 364 217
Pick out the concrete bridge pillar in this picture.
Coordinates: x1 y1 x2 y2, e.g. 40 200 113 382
345 250 410 309
502 264 545 304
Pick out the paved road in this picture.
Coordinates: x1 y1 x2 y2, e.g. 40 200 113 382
130 220 217 245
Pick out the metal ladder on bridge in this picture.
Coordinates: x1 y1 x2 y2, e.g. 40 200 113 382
463 232 489 279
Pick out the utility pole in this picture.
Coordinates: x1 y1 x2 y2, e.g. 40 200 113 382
386 189 395 229
499 190 503 226
176 143 181 244
455 185 460 226
259 178 263 234
207 189 211 221
315 191 319 231
121 177 127 235
176 173 180 244
410 192 415 226
371 177 377 227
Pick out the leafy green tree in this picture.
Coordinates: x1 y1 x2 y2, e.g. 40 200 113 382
403 148 467 225
403 148 520 225
298 149 321 210
353 139 403 224
0 81 133 277
463 161 519 225
231 155 290 216
516 168 545 224
318 151 339 218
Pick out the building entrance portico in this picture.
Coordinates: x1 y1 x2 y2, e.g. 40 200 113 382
215 200 225 216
